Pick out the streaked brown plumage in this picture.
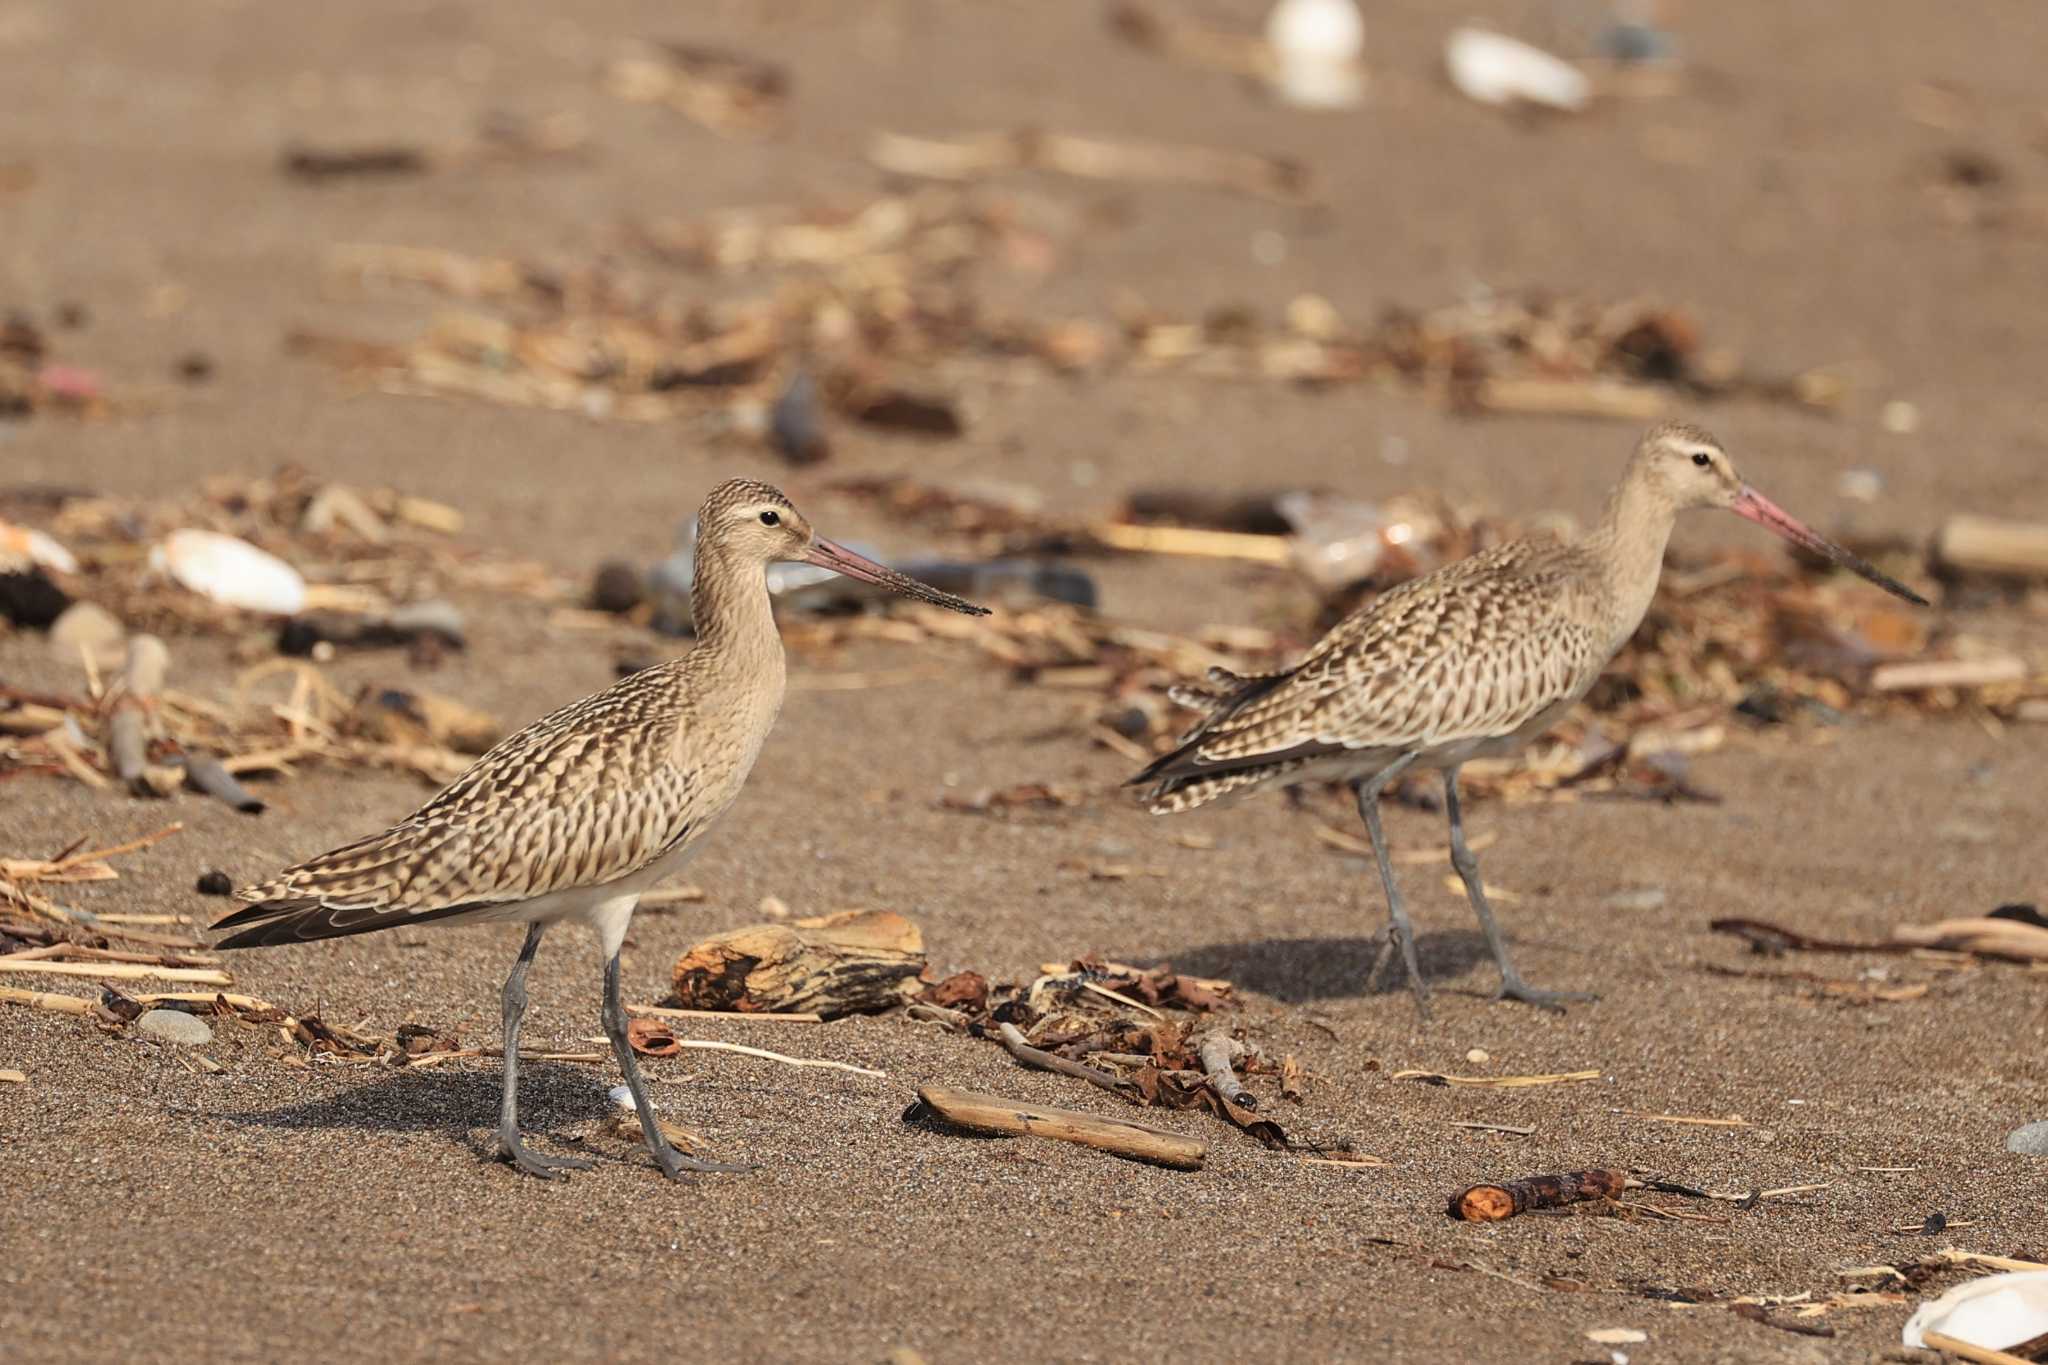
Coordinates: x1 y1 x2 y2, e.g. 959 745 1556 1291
215 477 988 1179
1134 423 1927 1014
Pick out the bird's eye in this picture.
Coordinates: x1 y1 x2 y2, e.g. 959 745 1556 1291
1691 452 1712 468
759 510 780 527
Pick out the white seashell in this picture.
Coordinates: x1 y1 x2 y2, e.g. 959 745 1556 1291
150 529 308 615
1902 1270 2048 1352
1265 0 1366 109
1445 26 1590 112
0 519 79 574
608 1084 635 1112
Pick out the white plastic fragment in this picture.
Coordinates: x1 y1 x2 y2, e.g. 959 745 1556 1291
1445 27 1590 112
150 529 308 615
1265 0 1366 109
1902 1270 2048 1352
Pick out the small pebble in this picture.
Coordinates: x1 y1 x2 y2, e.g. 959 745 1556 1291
196 870 234 896
1465 1048 1490 1065
759 895 790 920
591 560 644 615
175 352 215 384
2006 1120 2048 1156
1605 888 1667 912
136 1008 213 1046
1836 467 1884 502
1880 399 1920 434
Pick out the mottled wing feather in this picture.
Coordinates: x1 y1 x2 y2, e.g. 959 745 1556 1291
1136 539 1608 805
217 664 706 941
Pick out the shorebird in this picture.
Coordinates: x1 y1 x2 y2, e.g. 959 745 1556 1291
213 479 988 1179
1131 423 1926 1015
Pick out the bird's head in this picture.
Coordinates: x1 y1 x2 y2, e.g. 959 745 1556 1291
693 478 990 616
1625 423 1927 606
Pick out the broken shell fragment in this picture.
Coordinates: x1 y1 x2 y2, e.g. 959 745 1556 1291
1445 27 1590 112
1902 1270 2048 1354
1265 0 1366 109
150 529 308 615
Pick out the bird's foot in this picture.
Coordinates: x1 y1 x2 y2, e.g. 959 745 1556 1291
493 1134 596 1180
650 1144 755 1181
1492 976 1598 1013
1366 923 1434 1022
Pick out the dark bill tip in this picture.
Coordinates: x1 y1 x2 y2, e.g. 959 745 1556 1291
1732 486 1930 607
804 537 991 616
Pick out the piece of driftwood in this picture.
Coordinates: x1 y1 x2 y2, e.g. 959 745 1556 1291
1892 916 2048 963
1933 514 2048 579
1919 1330 2036 1365
1870 656 2027 692
670 909 925 1018
909 1085 1206 1170
1473 377 1670 421
1449 1168 1628 1221
994 1021 1132 1097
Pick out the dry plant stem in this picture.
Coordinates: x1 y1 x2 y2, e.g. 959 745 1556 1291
663 1038 884 1078
0 960 230 985
1919 1331 2035 1365
1196 1032 1254 1109
994 1022 1133 1098
1088 522 1293 563
1449 1168 1629 1221
1474 377 1670 421
911 1085 1205 1170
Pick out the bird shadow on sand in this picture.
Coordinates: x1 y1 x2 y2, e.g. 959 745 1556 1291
1162 931 1491 1003
211 1062 614 1157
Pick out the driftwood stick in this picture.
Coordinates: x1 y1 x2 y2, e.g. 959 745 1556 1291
1449 1168 1629 1221
1918 1331 2035 1365
1197 1031 1255 1110
0 984 95 1014
0 960 230 985
910 1085 1206 1170
994 1022 1133 1097
1933 513 2048 578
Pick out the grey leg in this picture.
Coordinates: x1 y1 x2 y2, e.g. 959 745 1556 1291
601 952 752 1180
1444 766 1596 1011
494 923 594 1178
1354 753 1431 1020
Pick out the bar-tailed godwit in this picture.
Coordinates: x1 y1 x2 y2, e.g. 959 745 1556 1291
214 479 988 1178
1132 423 1926 1015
